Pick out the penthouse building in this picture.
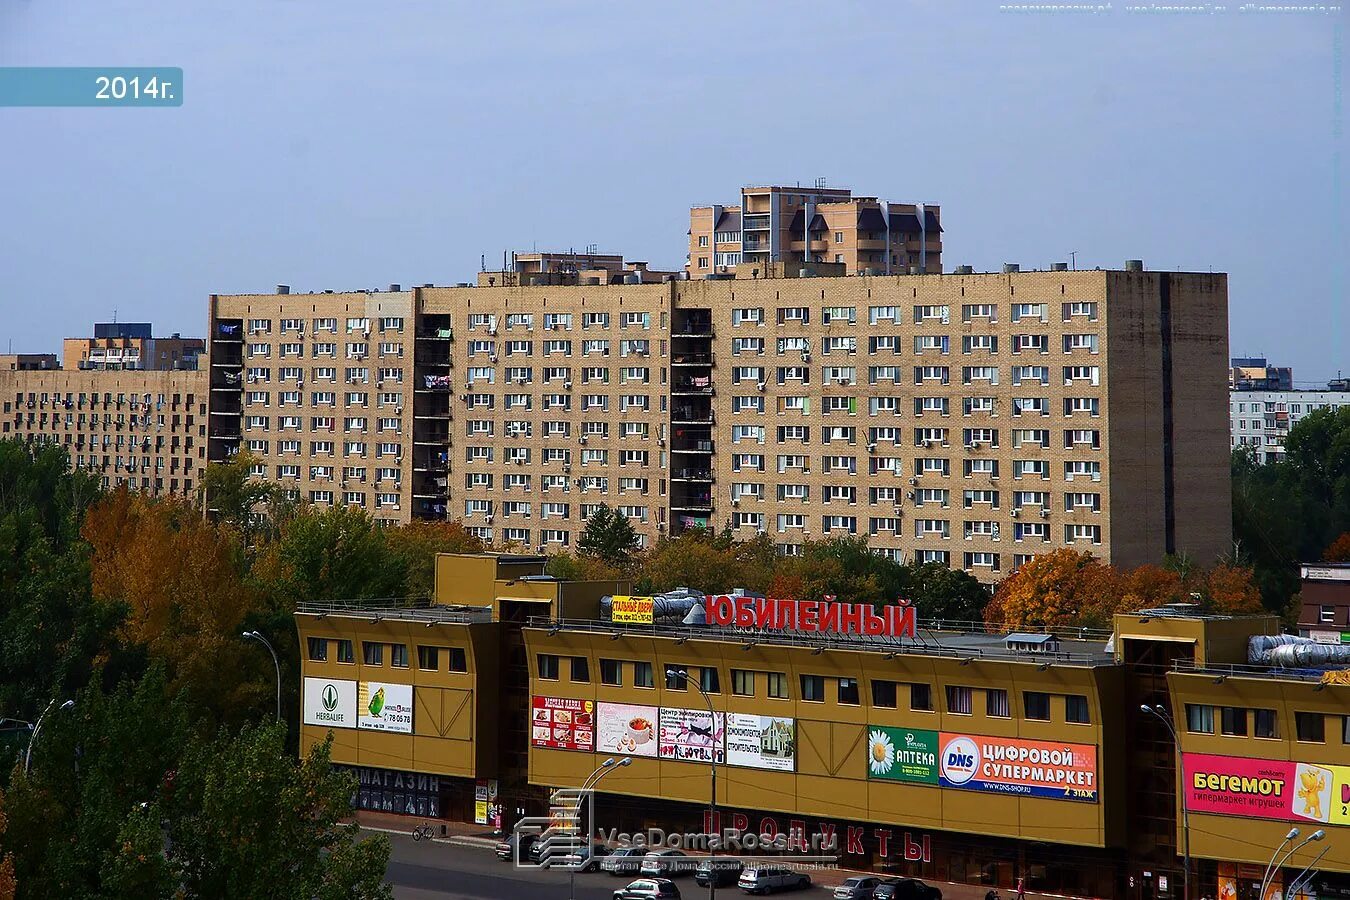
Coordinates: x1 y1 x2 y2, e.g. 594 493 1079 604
1230 383 1350 463
63 321 204 371
208 263 1231 576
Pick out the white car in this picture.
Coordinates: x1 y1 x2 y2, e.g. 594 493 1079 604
737 866 812 894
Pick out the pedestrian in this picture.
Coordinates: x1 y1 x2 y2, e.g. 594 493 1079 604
1016 876 1026 900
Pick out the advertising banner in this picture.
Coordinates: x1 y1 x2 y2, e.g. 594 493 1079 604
596 702 659 757
866 727 939 784
530 696 595 751
610 596 655 625
658 706 725 763
357 681 413 733
937 733 1097 802
726 714 795 771
1184 753 1350 826
303 677 358 729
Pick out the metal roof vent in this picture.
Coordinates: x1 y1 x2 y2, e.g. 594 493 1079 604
1051 262 1068 272
955 265 974 275
389 283 401 292
1125 259 1144 272
1002 263 1020 273
276 284 290 294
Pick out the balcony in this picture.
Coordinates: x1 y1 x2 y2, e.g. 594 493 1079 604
672 379 713 396
672 468 713 482
671 353 713 366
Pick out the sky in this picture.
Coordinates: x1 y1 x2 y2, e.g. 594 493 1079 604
0 1 1343 383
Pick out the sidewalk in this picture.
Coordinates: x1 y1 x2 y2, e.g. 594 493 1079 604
352 810 1100 900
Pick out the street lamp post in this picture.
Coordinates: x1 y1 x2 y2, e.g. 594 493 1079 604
242 630 281 722
668 667 718 900
1261 828 1325 900
24 698 74 775
1287 844 1331 899
1141 704 1190 900
571 756 631 900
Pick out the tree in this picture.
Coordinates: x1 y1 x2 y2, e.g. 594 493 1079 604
636 531 748 594
81 490 266 723
1198 562 1265 616
577 505 639 568
902 563 990 623
545 552 625 582
0 790 14 900
196 449 284 546
1324 532 1350 563
385 520 486 599
165 726 391 900
984 548 1120 630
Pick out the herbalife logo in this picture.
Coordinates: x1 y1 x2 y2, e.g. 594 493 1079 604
322 684 339 712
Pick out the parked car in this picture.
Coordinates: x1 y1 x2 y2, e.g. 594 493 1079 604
530 839 610 869
602 846 650 876
571 843 612 871
639 848 694 877
737 865 812 894
695 857 745 887
613 878 682 900
834 876 882 899
494 833 537 862
873 878 943 900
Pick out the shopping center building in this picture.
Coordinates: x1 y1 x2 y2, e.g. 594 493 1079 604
296 551 1350 899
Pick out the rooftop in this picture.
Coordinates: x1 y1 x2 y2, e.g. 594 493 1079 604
296 598 494 625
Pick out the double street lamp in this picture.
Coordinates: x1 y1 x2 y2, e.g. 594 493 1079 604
570 756 632 900
667 666 719 900
1261 827 1325 900
242 630 281 722
23 697 74 775
1141 704 1190 900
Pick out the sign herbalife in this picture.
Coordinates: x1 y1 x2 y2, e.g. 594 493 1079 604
303 677 357 729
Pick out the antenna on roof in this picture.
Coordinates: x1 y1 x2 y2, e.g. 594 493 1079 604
815 176 827 188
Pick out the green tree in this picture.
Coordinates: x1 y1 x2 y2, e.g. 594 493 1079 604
165 726 391 900
252 505 407 612
902 562 990 623
384 520 485 600
197 449 286 546
577 504 639 568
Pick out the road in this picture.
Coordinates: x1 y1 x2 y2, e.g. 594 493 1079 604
378 831 659 900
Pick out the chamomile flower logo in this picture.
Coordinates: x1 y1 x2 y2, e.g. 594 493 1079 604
868 729 896 775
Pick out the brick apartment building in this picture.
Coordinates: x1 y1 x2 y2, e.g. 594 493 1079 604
63 321 204 371
206 263 1231 577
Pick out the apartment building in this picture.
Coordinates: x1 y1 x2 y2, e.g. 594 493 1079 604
476 251 676 287
1230 384 1350 463
688 184 941 278
63 321 204 371
206 289 420 525
0 353 59 371
1 366 208 497
207 265 1229 577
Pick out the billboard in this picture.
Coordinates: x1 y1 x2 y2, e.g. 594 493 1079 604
303 677 358 729
726 714 795 771
1184 753 1350 825
357 681 413 733
610 596 655 625
867 727 939 784
530 696 595 752
937 733 1097 802
596 702 659 757
658 706 725 763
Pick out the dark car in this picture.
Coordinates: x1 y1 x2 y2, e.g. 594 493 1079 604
602 846 650 876
695 857 744 887
494 833 537 862
873 878 943 900
613 878 682 900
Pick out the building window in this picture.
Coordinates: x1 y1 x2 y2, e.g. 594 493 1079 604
838 678 860 705
448 648 467 673
1297 712 1325 743
570 657 590 683
1066 695 1091 724
538 653 560 680
634 661 654 688
362 641 383 666
390 644 408 668
306 637 328 662
1024 691 1051 721
766 672 788 699
1220 707 1247 736
946 685 973 715
801 674 826 702
1321 605 1336 624
336 639 354 664
910 683 933 712
986 688 1011 718
871 680 898 709
1186 704 1215 734
699 667 720 694
1255 708 1278 739
600 658 623 686
417 646 439 671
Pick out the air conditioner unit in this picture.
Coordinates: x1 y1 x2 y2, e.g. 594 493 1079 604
485 515 493 524
489 355 498 363
489 327 498 336
1040 508 1050 518
757 382 766 392
909 477 919 485
1012 509 1021 519
563 464 572 473
966 442 977 450
516 377 527 386
657 438 665 447
579 436 587 445
564 381 573 390
921 439 932 448
732 497 740 507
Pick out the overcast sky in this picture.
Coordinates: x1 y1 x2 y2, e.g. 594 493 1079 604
1 1 1343 382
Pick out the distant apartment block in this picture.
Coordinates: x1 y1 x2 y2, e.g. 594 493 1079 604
1230 382 1350 463
1229 356 1292 391
688 184 941 278
476 252 676 288
206 265 1230 578
0 353 59 371
64 322 204 371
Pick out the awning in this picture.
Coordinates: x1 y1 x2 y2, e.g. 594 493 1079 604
856 207 887 232
889 212 922 233
924 210 943 233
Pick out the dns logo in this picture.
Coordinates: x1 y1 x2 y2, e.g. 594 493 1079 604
940 737 980 785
